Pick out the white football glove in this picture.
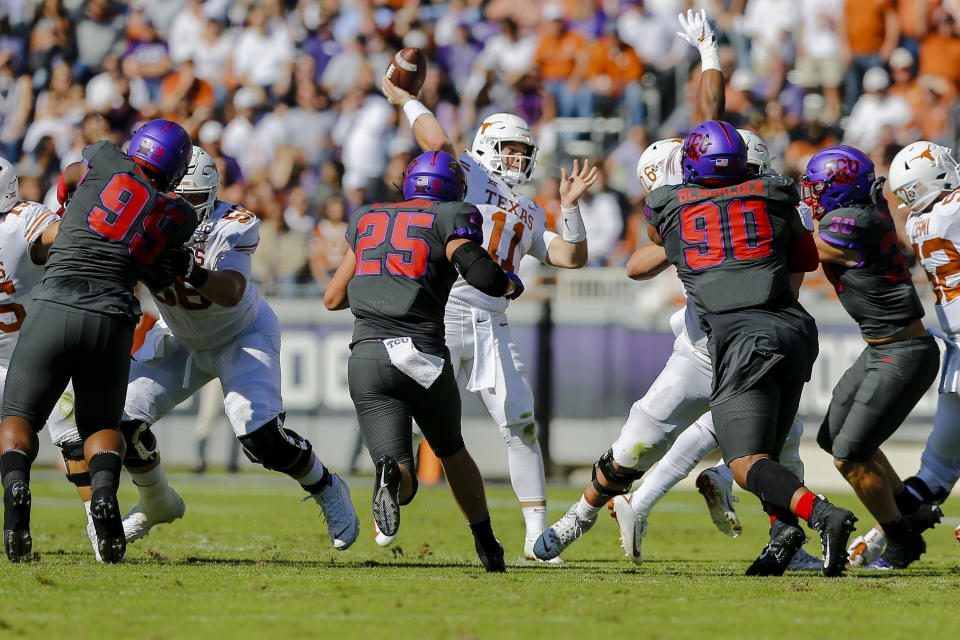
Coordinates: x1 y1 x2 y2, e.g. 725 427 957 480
677 9 721 72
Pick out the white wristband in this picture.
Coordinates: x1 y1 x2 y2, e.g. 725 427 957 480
559 205 587 243
402 99 432 126
699 44 721 73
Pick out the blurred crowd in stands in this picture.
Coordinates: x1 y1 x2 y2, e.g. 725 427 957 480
2 0 959 299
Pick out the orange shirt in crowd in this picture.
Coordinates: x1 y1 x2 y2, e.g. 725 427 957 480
586 35 643 95
919 32 960 89
898 0 941 40
534 29 587 82
844 0 894 55
160 71 215 111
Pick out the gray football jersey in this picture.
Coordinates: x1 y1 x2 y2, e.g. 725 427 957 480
646 175 801 315
347 198 484 353
818 203 923 339
36 140 197 321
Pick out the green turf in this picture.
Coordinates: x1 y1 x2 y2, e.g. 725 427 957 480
1 471 958 639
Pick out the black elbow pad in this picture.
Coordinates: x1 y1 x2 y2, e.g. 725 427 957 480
451 242 509 297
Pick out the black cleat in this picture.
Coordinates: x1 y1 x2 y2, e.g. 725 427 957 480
872 531 926 569
90 491 126 564
474 535 506 573
808 499 857 577
3 480 32 562
745 519 806 577
903 503 943 533
373 455 401 539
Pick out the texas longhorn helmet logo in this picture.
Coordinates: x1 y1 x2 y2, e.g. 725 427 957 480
911 145 936 164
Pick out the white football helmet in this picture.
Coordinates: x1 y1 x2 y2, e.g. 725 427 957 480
889 141 960 213
636 138 683 192
175 146 219 222
470 113 538 186
0 156 19 213
737 129 771 174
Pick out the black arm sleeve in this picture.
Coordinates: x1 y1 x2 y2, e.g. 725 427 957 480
451 241 509 298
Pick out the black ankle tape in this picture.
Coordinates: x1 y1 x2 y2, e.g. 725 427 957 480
745 457 803 511
89 451 122 493
0 450 31 487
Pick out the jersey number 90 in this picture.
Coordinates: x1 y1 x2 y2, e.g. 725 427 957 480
680 199 773 270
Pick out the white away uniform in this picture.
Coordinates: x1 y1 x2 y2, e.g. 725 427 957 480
445 154 557 519
48 200 282 445
0 201 78 441
903 192 960 499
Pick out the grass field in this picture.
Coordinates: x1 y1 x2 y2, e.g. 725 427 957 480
1 470 959 640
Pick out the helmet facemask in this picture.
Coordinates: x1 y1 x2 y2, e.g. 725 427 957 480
470 113 539 187
175 146 219 224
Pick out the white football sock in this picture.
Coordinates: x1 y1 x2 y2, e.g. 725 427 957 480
574 495 602 521
298 453 327 490
522 505 547 538
131 461 169 501
629 420 717 515
82 499 93 523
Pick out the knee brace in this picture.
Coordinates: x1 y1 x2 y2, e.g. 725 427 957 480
592 449 644 500
744 457 803 512
120 420 158 469
56 440 90 487
238 414 312 474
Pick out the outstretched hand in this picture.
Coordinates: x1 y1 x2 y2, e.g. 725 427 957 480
559 159 600 208
676 8 716 51
381 75 417 107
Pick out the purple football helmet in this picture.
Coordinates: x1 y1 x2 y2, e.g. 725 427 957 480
128 119 192 191
801 145 876 218
402 151 466 202
681 121 748 186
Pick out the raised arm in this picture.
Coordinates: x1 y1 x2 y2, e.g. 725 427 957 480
381 75 456 155
626 242 670 280
677 9 725 122
545 159 600 268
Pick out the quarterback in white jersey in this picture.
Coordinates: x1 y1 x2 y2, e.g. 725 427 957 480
847 141 960 565
48 147 360 554
382 80 597 560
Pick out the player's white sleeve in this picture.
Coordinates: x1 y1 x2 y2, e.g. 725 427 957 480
16 201 58 244
212 217 260 278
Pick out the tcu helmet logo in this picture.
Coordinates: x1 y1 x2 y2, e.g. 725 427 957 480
684 132 710 162
136 138 165 161
824 157 861 185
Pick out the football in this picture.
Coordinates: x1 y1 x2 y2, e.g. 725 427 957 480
385 47 427 95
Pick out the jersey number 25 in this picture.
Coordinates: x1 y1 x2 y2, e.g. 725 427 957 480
354 212 434 279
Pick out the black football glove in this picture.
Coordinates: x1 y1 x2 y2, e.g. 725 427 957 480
154 247 209 288
505 272 524 300
140 265 176 291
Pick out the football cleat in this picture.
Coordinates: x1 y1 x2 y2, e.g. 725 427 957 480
310 473 359 551
695 467 742 538
872 531 926 569
787 547 825 572
847 527 886 567
865 556 894 570
745 519 805 577
474 535 506 573
955 523 960 545
122 486 187 542
903 503 943 533
533 505 597 561
523 535 564 564
808 498 858 577
373 520 396 548
607 495 646 565
3 480 32 562
91 491 126 564
373 455 402 539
